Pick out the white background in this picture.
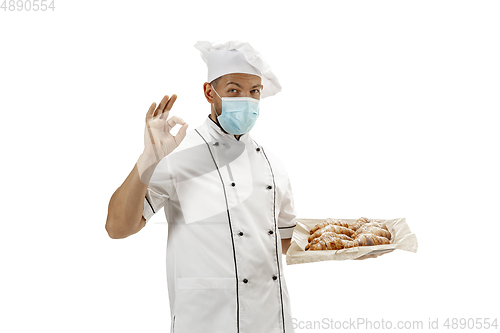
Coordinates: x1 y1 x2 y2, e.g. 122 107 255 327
1 1 499 332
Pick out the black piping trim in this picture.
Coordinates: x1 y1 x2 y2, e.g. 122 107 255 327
257 140 286 333
195 128 240 333
278 224 297 229
145 195 155 214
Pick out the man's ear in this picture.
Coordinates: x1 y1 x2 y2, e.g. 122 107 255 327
203 82 214 103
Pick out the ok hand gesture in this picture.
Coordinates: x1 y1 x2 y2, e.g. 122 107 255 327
137 94 188 184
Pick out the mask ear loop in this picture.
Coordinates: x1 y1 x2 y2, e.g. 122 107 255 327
211 84 222 100
211 84 222 116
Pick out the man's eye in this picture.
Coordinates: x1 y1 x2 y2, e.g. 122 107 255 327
228 89 237 93
252 89 260 93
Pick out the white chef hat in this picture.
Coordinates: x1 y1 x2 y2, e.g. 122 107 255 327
194 40 282 98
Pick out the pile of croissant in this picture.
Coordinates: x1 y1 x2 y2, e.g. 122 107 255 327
305 217 392 251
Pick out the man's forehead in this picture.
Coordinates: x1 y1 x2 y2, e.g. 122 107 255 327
220 73 262 86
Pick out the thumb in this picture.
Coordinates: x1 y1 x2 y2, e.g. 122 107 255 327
174 123 189 144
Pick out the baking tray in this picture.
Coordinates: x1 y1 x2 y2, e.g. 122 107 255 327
286 217 418 265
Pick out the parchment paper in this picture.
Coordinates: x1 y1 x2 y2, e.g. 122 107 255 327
286 217 418 265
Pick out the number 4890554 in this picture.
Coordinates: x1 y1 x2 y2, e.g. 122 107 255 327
1 0 55 11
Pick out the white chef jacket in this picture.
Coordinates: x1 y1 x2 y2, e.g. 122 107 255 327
142 115 297 333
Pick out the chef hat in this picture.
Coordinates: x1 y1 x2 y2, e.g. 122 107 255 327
194 40 282 98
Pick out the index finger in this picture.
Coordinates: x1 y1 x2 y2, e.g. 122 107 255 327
160 94 177 120
166 94 177 111
154 95 170 118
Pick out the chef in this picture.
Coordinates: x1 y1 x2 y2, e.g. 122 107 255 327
106 40 297 333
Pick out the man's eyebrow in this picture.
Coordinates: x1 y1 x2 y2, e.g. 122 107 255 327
226 82 262 89
226 82 241 88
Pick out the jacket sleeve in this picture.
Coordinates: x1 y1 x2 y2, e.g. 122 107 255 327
142 186 167 224
277 176 297 239
142 157 175 225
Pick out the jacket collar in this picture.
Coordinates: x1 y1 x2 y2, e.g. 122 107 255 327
205 114 252 144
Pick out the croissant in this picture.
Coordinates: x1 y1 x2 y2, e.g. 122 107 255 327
326 218 351 229
309 221 331 235
331 233 353 241
305 232 358 251
309 218 350 235
348 218 389 232
367 221 389 232
308 224 355 242
357 217 371 224
348 217 372 231
355 234 391 246
353 224 391 240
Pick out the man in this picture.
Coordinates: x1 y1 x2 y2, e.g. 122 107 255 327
106 41 297 333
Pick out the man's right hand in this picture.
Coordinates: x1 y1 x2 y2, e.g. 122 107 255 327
136 94 189 184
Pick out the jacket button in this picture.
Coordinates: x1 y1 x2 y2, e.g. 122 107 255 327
272 276 277 280
267 185 272 189
243 278 248 283
231 182 236 187
214 142 219 146
238 232 243 236
256 147 261 152
268 230 273 235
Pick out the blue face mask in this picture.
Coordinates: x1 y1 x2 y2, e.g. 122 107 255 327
212 85 260 135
